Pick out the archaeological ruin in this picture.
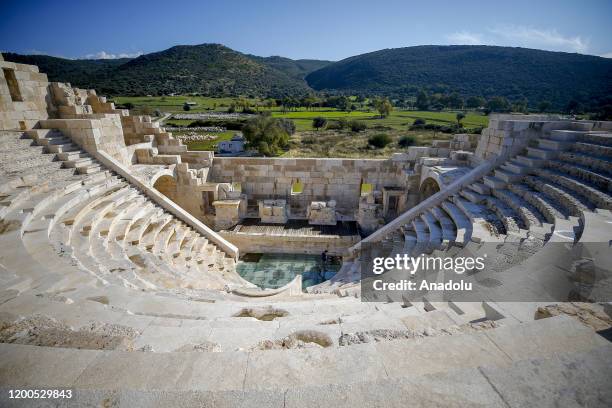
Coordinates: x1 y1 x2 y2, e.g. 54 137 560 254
0 54 611 406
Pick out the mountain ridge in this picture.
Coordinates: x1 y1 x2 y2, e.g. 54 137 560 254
4 44 611 109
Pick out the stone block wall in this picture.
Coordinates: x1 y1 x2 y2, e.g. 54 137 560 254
40 116 131 166
210 157 408 217
0 55 51 130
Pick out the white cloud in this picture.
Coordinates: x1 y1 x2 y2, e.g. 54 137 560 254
81 50 142 59
446 31 485 45
446 25 591 54
600 52 612 58
488 25 589 53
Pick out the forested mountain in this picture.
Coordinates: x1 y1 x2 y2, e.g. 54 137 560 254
305 45 612 109
5 44 612 109
4 44 321 97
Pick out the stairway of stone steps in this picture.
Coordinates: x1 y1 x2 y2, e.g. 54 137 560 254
363 128 612 294
0 130 243 295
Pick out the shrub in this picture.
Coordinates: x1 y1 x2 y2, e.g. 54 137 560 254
368 133 392 148
349 120 367 132
413 118 426 126
242 116 289 156
398 135 416 147
278 118 296 135
183 103 191 111
312 116 327 130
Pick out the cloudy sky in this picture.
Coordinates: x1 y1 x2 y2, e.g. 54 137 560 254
1 0 611 60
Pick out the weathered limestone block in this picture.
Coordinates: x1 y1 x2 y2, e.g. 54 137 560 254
213 196 247 230
357 192 382 234
307 201 337 226
259 199 288 223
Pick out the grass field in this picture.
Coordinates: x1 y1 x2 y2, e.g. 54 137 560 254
284 129 454 158
113 95 488 158
271 109 488 131
113 95 489 131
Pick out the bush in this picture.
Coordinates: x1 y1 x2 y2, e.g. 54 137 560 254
312 116 327 130
183 103 191 111
413 118 426 126
349 120 367 132
398 135 416 147
242 116 289 156
368 133 392 148
278 118 296 135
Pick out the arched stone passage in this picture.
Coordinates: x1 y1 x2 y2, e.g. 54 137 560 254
153 175 179 203
419 177 441 201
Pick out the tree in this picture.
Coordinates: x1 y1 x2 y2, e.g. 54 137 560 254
349 120 366 132
183 103 191 111
373 97 393 118
242 116 289 156
537 100 551 113
512 98 529 113
416 90 429 110
448 92 464 109
368 133 392 148
565 99 581 115
466 96 485 109
398 135 416 147
486 96 511 113
312 117 327 131
456 112 466 126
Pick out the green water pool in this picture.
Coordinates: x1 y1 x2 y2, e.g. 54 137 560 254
236 253 341 290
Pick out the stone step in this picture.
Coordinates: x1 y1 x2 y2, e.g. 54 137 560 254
502 161 531 175
557 150 612 177
440 201 472 244
581 132 612 147
527 147 558 160
549 129 585 141
63 157 94 168
514 155 546 168
573 141 612 159
483 175 507 189
507 184 568 223
47 143 79 153
523 176 592 216
77 164 102 174
537 138 571 151
494 169 522 183
428 206 456 243
468 182 490 195
420 212 443 243
36 136 72 146
492 189 546 229
0 316 606 398
56 151 89 161
459 189 487 204
535 168 612 210
546 160 612 193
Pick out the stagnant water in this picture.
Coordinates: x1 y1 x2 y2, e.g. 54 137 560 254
236 253 341 290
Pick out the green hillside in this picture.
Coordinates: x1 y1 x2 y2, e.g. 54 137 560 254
305 45 612 109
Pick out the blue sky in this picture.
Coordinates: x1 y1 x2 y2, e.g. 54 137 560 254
1 0 611 60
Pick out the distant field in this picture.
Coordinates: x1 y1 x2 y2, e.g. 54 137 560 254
172 130 236 151
113 95 488 131
271 109 488 131
112 96 248 113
